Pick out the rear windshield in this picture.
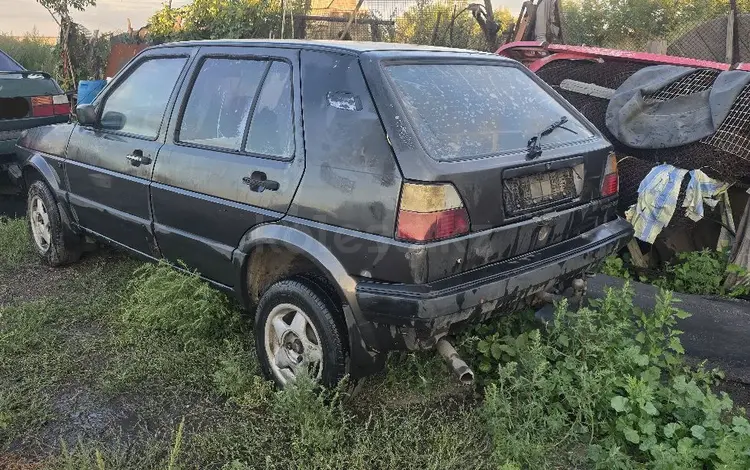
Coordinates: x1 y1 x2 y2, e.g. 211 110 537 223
386 63 593 161
0 49 23 72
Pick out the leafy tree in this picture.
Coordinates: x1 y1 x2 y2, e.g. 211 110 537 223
149 0 292 43
563 0 750 49
396 0 513 51
36 0 96 26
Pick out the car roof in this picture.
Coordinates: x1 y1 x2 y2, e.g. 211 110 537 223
153 39 502 57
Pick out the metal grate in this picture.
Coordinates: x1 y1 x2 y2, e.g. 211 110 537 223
503 168 577 215
702 84 750 161
645 69 720 103
617 156 656 212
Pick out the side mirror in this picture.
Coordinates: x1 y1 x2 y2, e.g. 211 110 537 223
75 104 97 126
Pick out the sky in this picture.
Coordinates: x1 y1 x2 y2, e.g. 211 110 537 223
1 0 518 37
0 0 192 36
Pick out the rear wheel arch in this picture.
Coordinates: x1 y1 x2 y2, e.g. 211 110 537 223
234 224 386 380
235 224 358 311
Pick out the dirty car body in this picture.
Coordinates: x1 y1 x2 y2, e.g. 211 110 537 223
15 40 632 381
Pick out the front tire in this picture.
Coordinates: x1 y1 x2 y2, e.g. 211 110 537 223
255 278 348 388
26 180 82 266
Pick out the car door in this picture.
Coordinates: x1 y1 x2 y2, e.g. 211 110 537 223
151 46 305 287
64 48 194 256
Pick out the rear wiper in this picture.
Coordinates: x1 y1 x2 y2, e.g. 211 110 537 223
526 116 577 159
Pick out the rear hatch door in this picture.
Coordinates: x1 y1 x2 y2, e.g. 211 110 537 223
361 51 614 277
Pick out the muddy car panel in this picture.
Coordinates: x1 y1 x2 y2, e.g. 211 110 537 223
14 40 633 378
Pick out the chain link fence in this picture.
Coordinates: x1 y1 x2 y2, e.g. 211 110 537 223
284 0 508 51
561 0 747 64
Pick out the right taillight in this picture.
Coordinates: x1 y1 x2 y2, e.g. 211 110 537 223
601 153 619 197
396 182 470 242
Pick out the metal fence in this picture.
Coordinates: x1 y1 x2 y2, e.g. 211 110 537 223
560 0 747 64
284 0 504 51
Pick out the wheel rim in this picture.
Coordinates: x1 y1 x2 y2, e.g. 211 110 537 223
29 196 51 254
264 303 324 385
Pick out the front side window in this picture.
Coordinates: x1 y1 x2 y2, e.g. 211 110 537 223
99 58 187 139
386 63 593 161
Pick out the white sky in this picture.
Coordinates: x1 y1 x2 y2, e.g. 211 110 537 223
1 0 518 36
0 0 193 36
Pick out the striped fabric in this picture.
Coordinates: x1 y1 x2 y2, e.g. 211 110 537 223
626 164 688 244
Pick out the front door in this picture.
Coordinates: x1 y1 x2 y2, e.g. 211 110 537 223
150 47 305 286
65 49 194 255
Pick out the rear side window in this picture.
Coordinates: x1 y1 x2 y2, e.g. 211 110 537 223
0 49 23 71
179 58 295 159
385 63 593 161
100 57 187 139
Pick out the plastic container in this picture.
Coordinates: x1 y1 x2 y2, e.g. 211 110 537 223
77 80 107 105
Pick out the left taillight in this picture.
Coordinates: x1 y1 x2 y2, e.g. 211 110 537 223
601 153 619 198
396 182 470 242
31 94 70 117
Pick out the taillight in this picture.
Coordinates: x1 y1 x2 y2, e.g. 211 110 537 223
396 182 470 242
52 94 70 115
31 96 54 117
601 153 619 197
31 94 70 117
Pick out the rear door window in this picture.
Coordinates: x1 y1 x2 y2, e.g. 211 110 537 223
179 58 295 159
385 63 593 161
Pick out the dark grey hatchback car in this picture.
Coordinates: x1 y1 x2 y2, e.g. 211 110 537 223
14 40 632 387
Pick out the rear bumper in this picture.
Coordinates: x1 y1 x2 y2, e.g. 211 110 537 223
355 217 633 350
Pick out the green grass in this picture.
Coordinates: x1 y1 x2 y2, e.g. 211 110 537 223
0 216 31 270
1 219 749 468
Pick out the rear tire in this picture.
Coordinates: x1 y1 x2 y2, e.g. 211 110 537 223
26 180 82 266
255 278 348 388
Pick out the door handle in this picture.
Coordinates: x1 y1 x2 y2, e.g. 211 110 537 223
243 171 280 192
126 150 152 167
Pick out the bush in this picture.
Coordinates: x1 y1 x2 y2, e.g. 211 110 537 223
471 285 750 468
0 32 57 77
120 261 240 345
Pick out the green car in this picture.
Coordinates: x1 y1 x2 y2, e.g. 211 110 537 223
1 48 70 188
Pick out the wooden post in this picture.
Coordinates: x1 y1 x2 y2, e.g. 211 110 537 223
430 11 442 45
370 22 381 42
339 0 366 40
727 0 738 64
626 239 649 268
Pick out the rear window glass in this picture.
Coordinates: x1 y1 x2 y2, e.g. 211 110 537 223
0 49 23 71
386 63 593 161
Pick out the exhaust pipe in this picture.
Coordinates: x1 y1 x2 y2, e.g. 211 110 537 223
436 338 474 385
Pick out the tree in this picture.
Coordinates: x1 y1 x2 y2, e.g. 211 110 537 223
563 0 750 49
35 0 97 89
396 1 513 51
36 0 96 26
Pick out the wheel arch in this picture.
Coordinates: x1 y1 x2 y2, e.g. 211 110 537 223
232 223 386 379
21 153 79 236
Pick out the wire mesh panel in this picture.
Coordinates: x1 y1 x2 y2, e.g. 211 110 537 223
645 69 721 103
702 85 750 162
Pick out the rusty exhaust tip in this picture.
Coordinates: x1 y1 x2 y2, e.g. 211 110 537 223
436 338 475 385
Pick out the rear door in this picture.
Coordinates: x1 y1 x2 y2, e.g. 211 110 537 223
65 48 193 255
151 46 304 286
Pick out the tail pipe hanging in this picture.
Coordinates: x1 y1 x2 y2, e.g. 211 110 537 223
436 338 475 385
